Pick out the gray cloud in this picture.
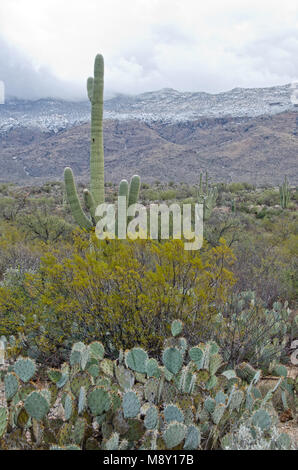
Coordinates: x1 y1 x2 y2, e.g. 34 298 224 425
0 34 82 100
243 29 298 78
0 1 297 99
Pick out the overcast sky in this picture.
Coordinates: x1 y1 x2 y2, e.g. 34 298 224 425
0 0 297 99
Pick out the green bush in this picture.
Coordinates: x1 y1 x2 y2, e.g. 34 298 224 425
160 190 177 201
226 183 246 193
213 291 298 370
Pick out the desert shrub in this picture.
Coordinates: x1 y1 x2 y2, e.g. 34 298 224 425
238 203 251 214
226 183 247 193
203 211 241 247
0 197 18 221
255 207 267 219
0 223 42 279
0 267 36 289
0 190 30 222
212 291 298 370
21 212 73 243
0 320 292 450
175 185 196 199
160 190 177 201
255 189 279 206
141 189 161 202
0 183 15 196
0 234 235 365
242 183 255 191
232 212 298 306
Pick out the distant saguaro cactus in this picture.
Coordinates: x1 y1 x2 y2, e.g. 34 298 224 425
64 54 140 232
197 171 218 220
279 176 290 209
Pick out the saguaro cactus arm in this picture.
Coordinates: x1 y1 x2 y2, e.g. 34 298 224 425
83 189 96 223
118 179 129 199
87 77 94 102
128 175 141 207
64 168 93 230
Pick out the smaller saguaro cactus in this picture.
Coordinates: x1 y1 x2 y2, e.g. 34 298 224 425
279 176 290 209
197 171 218 220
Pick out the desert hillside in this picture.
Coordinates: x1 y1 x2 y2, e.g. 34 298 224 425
0 111 297 185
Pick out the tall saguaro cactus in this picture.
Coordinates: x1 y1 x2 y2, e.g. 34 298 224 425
89 55 105 206
64 54 141 232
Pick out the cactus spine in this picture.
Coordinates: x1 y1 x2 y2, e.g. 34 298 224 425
64 54 141 232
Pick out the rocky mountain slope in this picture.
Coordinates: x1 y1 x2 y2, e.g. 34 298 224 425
0 112 297 186
0 84 297 185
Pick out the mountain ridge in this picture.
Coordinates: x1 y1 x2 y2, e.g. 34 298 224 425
1 83 296 135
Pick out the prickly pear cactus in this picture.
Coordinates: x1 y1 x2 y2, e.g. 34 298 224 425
122 391 141 418
0 320 292 450
144 406 158 430
87 387 111 416
4 373 19 401
125 348 148 373
162 347 183 375
24 391 50 421
14 357 36 383
171 320 183 337
236 362 259 383
163 421 187 448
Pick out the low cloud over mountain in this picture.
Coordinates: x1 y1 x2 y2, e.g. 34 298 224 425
0 34 81 100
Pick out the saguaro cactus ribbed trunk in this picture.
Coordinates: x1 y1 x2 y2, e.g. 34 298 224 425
64 54 141 232
89 54 104 206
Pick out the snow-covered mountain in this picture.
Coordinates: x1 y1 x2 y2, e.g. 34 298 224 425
0 84 296 134
104 84 295 120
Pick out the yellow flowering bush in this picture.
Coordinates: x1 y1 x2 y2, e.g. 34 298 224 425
0 231 235 364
